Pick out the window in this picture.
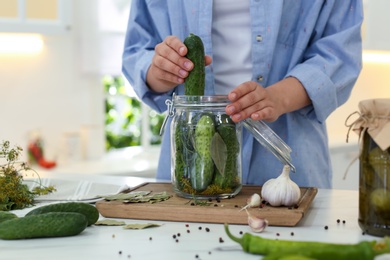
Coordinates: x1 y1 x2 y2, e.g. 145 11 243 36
103 75 165 150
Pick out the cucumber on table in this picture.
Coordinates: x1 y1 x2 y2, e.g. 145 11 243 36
25 202 99 226
184 33 205 96
0 212 88 240
0 211 18 224
191 113 215 191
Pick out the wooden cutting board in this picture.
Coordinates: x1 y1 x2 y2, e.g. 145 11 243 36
95 182 317 227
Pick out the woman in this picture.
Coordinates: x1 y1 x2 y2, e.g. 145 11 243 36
122 1 363 188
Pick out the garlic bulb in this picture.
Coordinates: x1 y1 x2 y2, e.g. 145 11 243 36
261 165 301 207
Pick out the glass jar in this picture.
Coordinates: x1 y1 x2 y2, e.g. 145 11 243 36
359 131 390 237
169 95 242 199
165 94 295 200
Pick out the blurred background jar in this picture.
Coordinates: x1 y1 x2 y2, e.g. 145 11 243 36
349 99 390 237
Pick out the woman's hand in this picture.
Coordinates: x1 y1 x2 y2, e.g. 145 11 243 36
225 77 311 123
146 36 212 93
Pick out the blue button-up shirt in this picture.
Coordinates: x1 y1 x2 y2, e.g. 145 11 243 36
122 0 363 188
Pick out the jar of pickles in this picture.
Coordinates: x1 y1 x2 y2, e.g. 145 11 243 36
350 99 390 237
168 95 242 199
163 94 294 200
359 131 390 236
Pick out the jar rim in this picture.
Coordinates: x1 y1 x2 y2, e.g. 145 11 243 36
173 95 230 107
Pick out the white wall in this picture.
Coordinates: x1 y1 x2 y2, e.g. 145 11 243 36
0 1 107 162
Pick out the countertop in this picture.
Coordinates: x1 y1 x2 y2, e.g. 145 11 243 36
2 172 390 260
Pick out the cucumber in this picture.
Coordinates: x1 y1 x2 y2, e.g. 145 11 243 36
25 202 99 226
0 212 88 240
191 114 215 191
214 114 240 189
174 112 193 186
184 33 205 96
0 211 18 224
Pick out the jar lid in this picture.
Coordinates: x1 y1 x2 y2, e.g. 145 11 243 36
243 118 296 172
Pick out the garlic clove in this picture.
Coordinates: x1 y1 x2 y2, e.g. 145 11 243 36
246 209 268 233
240 193 261 211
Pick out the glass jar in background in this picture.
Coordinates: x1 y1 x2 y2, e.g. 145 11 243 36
169 95 242 199
349 99 390 237
359 131 390 237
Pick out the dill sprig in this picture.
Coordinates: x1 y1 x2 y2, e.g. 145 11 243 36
0 140 56 211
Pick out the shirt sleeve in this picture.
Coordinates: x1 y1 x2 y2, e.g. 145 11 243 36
121 1 173 113
286 1 363 123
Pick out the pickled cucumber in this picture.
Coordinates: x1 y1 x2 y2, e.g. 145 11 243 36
214 114 240 189
191 114 215 191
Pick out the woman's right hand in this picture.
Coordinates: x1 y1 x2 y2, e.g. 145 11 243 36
146 36 211 93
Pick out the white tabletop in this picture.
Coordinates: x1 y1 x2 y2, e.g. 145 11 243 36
3 173 390 260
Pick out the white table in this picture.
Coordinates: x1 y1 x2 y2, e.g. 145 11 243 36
2 173 390 260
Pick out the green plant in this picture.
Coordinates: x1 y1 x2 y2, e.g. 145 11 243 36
103 76 164 150
0 140 56 211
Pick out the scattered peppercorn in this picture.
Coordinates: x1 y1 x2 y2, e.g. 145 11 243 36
176 239 179 243
216 198 221 203
187 230 190 233
276 233 280 236
205 227 210 232
239 231 243 235
234 205 239 208
324 225 328 230
185 224 189 227
190 202 195 206
219 237 224 243
119 251 122 255
177 233 181 237
290 232 294 236
173 234 176 239
208 251 212 255
195 254 199 258
198 226 202 230
343 220 346 224
149 237 152 241
208 198 212 202
214 204 218 207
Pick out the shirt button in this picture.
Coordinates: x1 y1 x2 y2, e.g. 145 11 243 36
256 35 263 42
257 75 264 82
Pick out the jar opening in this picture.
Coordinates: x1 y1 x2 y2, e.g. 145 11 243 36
173 95 230 107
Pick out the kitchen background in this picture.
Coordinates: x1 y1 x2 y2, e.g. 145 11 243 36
1 0 389 190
